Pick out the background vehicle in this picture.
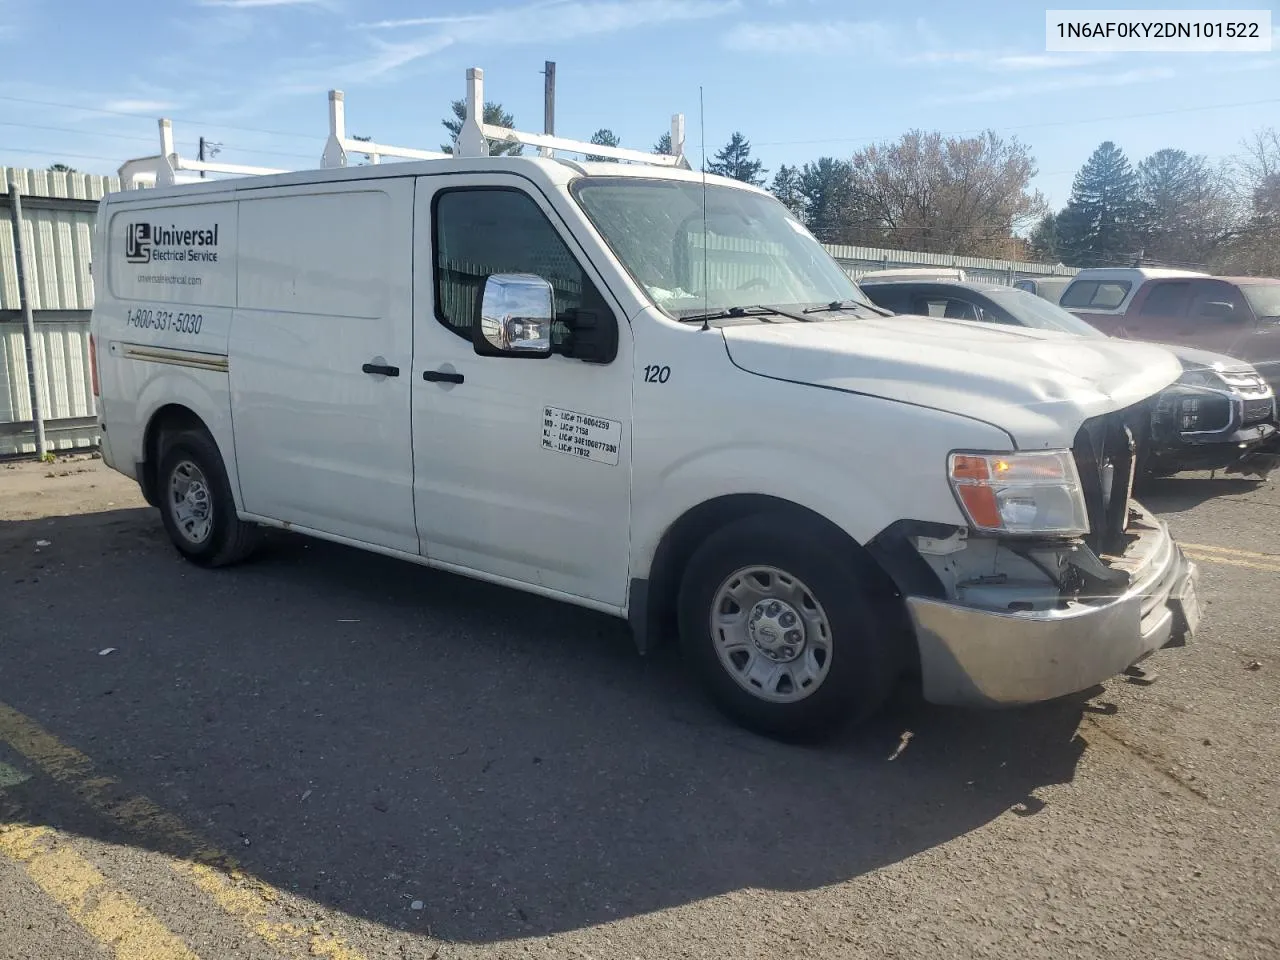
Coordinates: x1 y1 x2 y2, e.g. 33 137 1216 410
1060 268 1280 390
859 279 1278 477
1012 275 1073 303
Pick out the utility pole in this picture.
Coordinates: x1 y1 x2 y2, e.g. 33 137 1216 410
6 179 48 460
197 137 221 178
540 60 555 158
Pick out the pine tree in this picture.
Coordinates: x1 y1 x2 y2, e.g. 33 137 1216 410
708 132 767 186
1057 142 1142 267
350 134 373 166
769 164 805 219
441 100 523 156
1028 212 1060 262
798 158 854 242
653 132 673 155
586 128 621 162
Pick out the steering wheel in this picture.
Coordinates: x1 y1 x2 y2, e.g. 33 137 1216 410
737 276 769 291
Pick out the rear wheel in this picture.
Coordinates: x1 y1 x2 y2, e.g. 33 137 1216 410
157 428 260 567
677 514 899 741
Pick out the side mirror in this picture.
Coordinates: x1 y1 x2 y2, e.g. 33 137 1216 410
1198 300 1235 321
473 273 554 358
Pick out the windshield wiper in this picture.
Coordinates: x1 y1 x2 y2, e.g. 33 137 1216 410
678 304 815 324
802 298 893 317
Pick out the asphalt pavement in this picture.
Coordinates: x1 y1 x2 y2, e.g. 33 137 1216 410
0 456 1277 960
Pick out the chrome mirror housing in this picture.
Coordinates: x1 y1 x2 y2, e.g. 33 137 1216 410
475 273 554 357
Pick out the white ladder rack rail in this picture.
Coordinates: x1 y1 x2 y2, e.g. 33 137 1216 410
118 118 290 188
118 65 689 189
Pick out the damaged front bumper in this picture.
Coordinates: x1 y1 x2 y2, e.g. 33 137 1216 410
906 504 1200 707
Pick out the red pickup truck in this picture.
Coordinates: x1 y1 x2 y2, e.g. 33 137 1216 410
1060 268 1280 388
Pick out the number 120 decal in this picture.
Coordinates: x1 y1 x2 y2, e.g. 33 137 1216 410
643 364 671 384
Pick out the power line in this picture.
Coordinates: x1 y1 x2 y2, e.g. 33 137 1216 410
0 94 321 142
0 120 157 144
0 146 137 165
753 97 1280 148
0 119 322 163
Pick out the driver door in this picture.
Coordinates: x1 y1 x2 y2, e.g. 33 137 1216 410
410 174 635 608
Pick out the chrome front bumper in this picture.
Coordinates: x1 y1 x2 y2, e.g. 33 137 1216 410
907 507 1200 707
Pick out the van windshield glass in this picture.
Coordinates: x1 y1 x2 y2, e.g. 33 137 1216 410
984 288 1108 338
571 177 871 317
1240 283 1280 319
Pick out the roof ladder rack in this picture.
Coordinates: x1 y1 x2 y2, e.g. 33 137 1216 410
118 65 689 188
118 119 289 188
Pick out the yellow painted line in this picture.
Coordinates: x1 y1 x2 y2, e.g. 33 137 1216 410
1181 542 1280 561
0 702 369 960
0 822 202 960
1184 550 1280 574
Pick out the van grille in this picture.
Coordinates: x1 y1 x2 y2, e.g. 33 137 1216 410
1072 401 1149 555
1219 370 1270 397
1242 396 1276 426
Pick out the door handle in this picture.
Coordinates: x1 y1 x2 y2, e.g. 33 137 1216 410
423 369 465 384
362 362 400 377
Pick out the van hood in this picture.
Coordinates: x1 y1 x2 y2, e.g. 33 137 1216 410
1150 340 1257 373
721 315 1183 449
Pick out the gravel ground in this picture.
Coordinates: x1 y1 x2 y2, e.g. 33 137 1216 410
0 455 1277 960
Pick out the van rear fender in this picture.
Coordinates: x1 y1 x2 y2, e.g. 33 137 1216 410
134 371 238 510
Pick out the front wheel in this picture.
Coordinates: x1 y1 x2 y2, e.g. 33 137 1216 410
677 514 899 741
157 428 260 567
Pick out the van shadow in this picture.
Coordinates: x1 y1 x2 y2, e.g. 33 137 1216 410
0 507 1091 944
1134 474 1267 514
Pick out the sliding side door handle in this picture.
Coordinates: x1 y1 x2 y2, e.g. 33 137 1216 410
361 362 400 377
423 369 465 384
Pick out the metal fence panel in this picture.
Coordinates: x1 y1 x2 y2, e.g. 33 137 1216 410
0 318 97 456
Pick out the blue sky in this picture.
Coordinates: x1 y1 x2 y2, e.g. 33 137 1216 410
1 0 1277 209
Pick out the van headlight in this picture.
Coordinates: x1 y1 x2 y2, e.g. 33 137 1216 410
948 450 1090 536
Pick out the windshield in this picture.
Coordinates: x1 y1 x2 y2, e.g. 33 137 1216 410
1240 283 1280 319
985 287 1109 338
571 177 872 317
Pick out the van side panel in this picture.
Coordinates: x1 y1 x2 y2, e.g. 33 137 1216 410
228 182 418 554
95 198 239 494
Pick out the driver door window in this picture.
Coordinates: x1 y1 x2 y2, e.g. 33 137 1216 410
1187 281 1247 324
433 187 615 349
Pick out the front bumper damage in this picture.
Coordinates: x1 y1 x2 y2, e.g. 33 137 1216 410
906 503 1199 707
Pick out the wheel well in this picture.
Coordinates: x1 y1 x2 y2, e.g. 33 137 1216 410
634 494 908 655
140 405 209 507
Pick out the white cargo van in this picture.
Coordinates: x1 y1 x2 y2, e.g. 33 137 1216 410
90 71 1201 739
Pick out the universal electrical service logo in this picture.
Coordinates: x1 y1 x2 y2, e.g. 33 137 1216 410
124 221 220 265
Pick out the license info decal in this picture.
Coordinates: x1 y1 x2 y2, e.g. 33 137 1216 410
541 406 621 465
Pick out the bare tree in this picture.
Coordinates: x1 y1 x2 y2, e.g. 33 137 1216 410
843 130 1045 258
1212 128 1280 276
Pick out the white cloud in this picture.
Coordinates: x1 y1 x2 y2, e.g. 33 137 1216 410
986 52 1111 71
103 98 179 114
197 0 327 6
935 67 1177 105
723 19 891 52
343 0 740 81
1209 57 1279 74
725 19 1113 71
358 13 495 29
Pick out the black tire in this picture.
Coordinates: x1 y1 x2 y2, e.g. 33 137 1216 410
677 513 900 742
156 428 260 567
